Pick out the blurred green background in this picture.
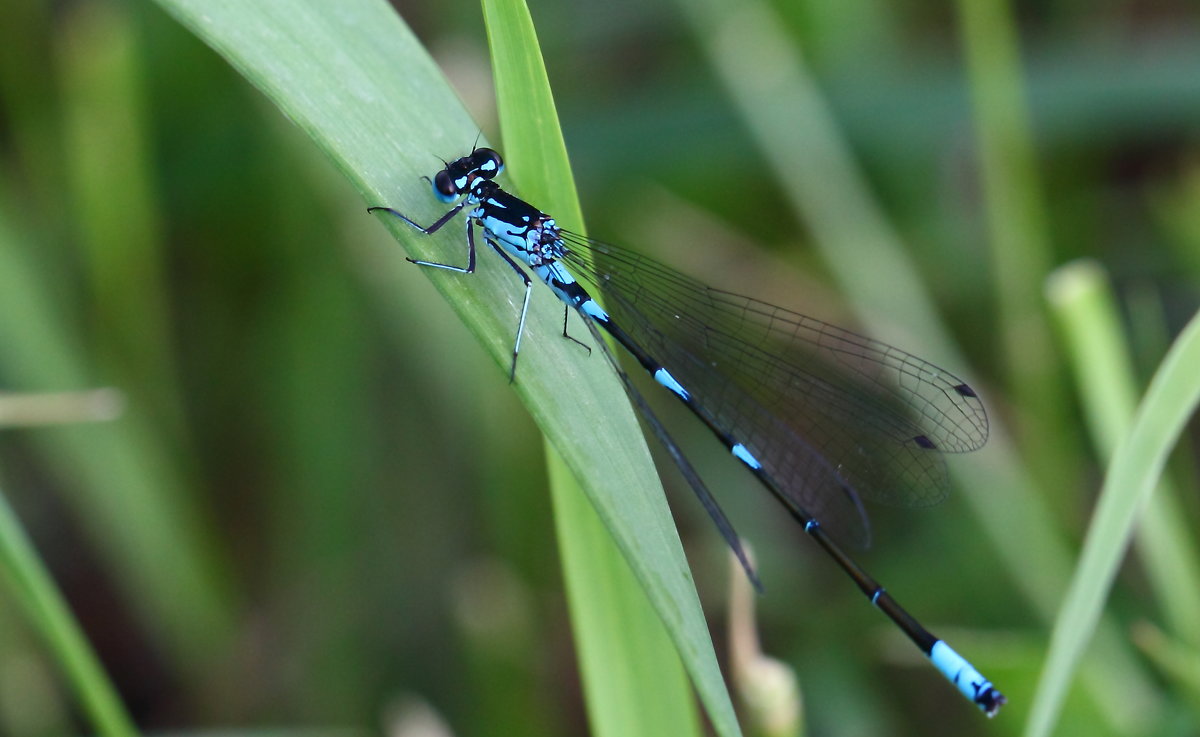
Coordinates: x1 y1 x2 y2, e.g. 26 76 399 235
1 0 1199 735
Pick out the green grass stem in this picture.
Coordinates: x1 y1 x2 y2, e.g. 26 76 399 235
484 0 733 732
0 489 136 737
1047 261 1200 651
1025 303 1200 737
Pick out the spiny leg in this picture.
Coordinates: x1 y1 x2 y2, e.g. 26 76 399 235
369 204 477 274
367 203 465 235
560 305 592 355
483 237 534 383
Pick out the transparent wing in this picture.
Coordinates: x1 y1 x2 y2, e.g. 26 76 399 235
558 231 988 545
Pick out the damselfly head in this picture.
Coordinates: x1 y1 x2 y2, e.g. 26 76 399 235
469 147 504 178
431 148 506 203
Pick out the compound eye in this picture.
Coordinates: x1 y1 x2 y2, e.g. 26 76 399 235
432 170 458 202
472 148 504 178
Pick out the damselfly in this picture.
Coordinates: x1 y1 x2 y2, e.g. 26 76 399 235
369 147 1004 716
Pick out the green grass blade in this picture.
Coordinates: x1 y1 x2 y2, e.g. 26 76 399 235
1047 261 1200 650
955 0 1076 497
59 2 186 438
154 1 737 734
549 463 703 737
1024 305 1200 737
0 488 136 737
0 199 234 668
483 1 735 734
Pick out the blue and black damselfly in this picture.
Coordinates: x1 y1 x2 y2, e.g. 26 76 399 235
368 147 1004 716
